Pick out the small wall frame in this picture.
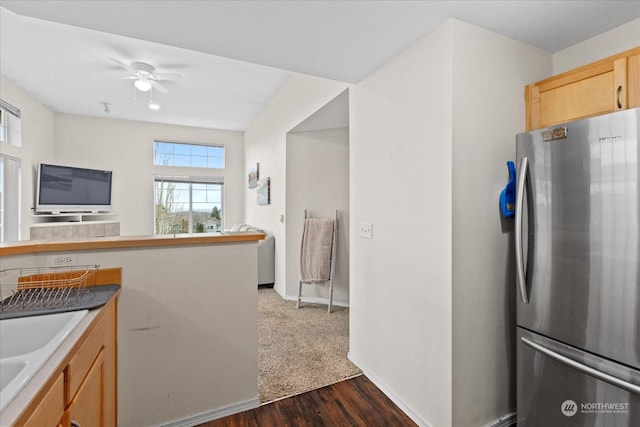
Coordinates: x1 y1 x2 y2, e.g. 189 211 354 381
248 162 260 189
257 177 271 205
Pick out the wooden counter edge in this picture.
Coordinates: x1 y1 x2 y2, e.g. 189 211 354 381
0 233 265 257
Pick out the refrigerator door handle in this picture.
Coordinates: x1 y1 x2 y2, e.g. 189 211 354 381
522 337 640 396
515 157 529 304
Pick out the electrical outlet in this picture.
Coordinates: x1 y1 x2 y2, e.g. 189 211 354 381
49 254 78 267
359 223 373 239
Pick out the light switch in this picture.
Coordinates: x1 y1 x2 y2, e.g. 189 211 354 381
359 223 373 239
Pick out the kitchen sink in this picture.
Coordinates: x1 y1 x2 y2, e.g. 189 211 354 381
0 309 88 412
0 361 27 392
0 310 89 359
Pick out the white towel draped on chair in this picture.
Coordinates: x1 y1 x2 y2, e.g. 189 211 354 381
300 217 335 284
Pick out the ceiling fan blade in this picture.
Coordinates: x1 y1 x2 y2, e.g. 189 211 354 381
108 57 135 72
154 72 183 80
106 75 137 80
151 80 169 94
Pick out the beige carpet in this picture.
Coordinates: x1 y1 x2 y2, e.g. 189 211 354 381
258 288 361 403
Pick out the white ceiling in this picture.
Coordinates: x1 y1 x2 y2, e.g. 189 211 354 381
1 1 639 131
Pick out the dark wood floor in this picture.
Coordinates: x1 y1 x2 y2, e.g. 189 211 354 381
199 374 417 427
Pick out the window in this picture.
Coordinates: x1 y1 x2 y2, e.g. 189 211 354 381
0 155 21 242
0 100 21 147
154 141 224 169
0 109 6 143
0 99 22 242
154 176 223 235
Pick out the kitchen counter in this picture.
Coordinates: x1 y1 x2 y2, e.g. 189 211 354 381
0 232 265 256
0 287 120 426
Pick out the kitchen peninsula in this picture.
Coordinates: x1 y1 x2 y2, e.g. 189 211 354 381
1 232 264 427
0 232 265 256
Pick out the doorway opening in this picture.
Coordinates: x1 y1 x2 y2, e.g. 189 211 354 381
258 89 357 402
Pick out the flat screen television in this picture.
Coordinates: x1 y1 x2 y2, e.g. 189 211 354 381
36 163 113 213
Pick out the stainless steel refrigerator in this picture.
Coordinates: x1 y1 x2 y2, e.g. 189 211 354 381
515 107 640 426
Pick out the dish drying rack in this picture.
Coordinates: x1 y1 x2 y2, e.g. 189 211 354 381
0 265 99 314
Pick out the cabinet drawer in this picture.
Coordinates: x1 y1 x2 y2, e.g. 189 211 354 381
24 373 64 426
67 315 106 400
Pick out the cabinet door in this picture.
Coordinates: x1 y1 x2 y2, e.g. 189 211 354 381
68 349 105 427
525 47 640 130
526 57 626 130
23 374 64 427
628 52 640 108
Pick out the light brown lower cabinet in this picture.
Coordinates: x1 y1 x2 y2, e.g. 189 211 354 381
21 374 64 426
15 295 118 427
67 350 105 427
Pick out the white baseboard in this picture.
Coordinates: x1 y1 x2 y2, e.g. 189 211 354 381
159 397 261 427
348 353 516 427
284 294 349 308
482 412 516 427
347 352 431 427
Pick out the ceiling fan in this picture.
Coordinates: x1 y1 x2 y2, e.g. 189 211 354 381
108 57 182 94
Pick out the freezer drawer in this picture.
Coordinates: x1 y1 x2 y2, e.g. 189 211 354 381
518 328 640 427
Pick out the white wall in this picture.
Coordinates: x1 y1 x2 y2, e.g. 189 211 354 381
349 21 455 427
349 18 552 427
552 18 640 74
285 128 349 305
244 74 349 296
54 114 245 235
0 74 56 240
450 20 550 426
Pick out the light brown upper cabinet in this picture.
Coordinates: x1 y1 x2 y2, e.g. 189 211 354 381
525 46 640 130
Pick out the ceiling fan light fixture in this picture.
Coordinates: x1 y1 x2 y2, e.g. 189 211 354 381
148 101 160 111
134 77 152 92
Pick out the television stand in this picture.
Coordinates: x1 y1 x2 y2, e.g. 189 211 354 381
30 212 120 240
